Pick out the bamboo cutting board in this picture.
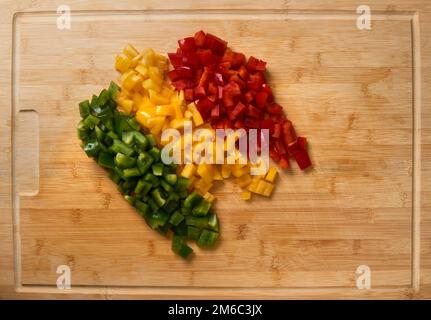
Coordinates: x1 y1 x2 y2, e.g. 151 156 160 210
1 0 431 299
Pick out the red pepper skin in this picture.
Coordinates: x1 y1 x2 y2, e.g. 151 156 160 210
272 122 281 138
184 88 194 101
266 103 282 115
246 56 267 72
294 150 311 170
298 136 307 150
255 91 268 109
282 120 297 147
178 37 196 53
246 104 263 119
197 49 218 66
168 66 194 81
194 30 206 47
230 101 246 120
205 33 228 56
287 140 300 157
279 155 290 169
168 53 183 68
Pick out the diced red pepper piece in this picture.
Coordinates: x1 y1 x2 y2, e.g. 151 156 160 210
244 117 260 128
208 81 218 95
167 66 193 81
269 146 280 162
246 56 267 72
266 103 282 115
222 49 246 68
196 98 214 121
282 120 297 147
230 102 246 120
194 85 206 99
260 119 274 133
194 30 206 47
205 33 228 56
255 91 268 109
182 52 200 69
294 150 311 170
222 81 241 107
272 122 281 138
279 155 290 169
198 67 213 88
298 136 307 150
246 104 263 119
168 53 183 68
238 65 249 81
287 140 300 157
211 104 220 118
229 74 246 89
178 37 196 53
243 91 255 103
197 49 218 66
274 139 286 155
234 119 245 129
247 72 265 91
184 88 194 101
214 72 224 85
261 84 274 103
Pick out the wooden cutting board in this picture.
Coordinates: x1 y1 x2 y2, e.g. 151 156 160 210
1 0 431 299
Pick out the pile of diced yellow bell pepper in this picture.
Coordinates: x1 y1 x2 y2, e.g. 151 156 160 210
114 44 279 201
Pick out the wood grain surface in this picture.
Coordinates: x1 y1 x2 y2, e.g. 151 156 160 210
1 0 430 299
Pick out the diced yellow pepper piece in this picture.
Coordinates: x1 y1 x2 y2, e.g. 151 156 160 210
241 190 251 201
170 118 186 129
123 72 142 91
194 178 213 195
213 166 223 181
231 164 249 178
148 66 163 84
154 104 175 117
184 110 193 119
173 103 183 119
146 116 166 128
181 164 196 179
236 174 252 188
221 164 231 179
149 89 171 105
197 163 214 184
203 192 216 203
131 53 143 68
263 182 274 197
123 44 139 59
142 78 161 93
115 55 132 73
135 64 149 78
247 180 259 193
117 97 134 114
265 166 278 183
256 180 268 195
143 48 155 66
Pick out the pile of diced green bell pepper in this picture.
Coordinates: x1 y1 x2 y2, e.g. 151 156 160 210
77 82 219 258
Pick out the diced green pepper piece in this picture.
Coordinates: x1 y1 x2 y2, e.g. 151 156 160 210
148 210 170 229
207 212 219 232
163 173 177 186
77 120 90 140
184 192 203 209
108 81 120 100
114 166 126 180
110 139 134 156
171 235 193 258
126 118 140 131
79 100 91 118
97 89 110 106
137 152 154 174
169 211 184 226
115 153 136 169
148 147 161 160
109 171 121 184
123 167 141 178
133 132 148 150
178 190 188 199
122 178 138 191
83 114 100 129
135 200 150 217
143 172 160 187
191 200 211 217
172 221 187 236
84 139 100 157
152 163 164 176
187 226 202 241
181 207 191 216
176 177 190 191
145 134 157 147
197 230 219 247
185 215 209 229
151 188 166 207
147 197 160 211
122 131 135 146
160 180 173 193
98 151 115 169
134 179 151 195
95 125 105 141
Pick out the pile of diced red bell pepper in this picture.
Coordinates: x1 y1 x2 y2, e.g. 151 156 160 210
167 30 311 170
